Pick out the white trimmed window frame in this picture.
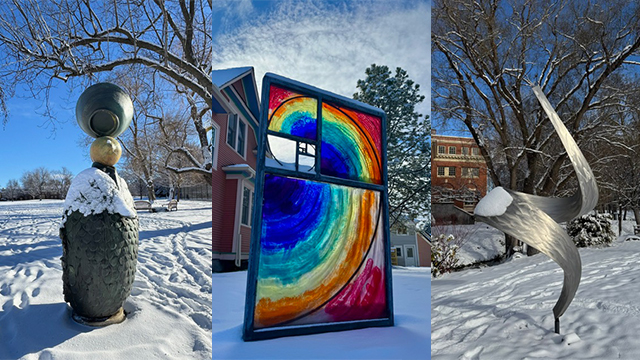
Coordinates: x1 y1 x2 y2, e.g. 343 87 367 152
212 121 220 170
226 113 247 160
240 183 254 228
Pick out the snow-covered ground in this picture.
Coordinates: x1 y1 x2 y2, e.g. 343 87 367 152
213 267 430 359
0 199 212 359
432 217 640 359
433 223 504 266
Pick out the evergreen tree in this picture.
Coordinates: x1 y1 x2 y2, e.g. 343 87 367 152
354 64 430 229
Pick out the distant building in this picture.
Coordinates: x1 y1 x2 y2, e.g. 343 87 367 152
431 129 488 224
212 67 260 272
390 227 431 267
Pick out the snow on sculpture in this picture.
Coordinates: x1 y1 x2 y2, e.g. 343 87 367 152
243 73 394 341
60 83 139 326
475 86 599 334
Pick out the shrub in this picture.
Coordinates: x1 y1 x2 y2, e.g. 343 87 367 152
431 234 460 277
567 213 615 248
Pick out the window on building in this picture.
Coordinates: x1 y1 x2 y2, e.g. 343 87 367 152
437 167 445 176
227 114 247 157
472 147 479 155
448 167 456 176
237 120 246 157
406 247 414 258
462 147 469 155
212 122 220 170
241 186 252 226
396 247 402 257
438 145 446 154
449 146 456 154
227 114 237 148
462 167 479 178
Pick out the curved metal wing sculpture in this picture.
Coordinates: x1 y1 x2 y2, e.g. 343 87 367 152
474 86 598 333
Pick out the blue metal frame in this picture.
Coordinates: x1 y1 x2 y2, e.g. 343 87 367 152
242 73 394 341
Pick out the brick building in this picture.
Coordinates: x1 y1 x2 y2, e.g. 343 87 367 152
431 129 488 223
212 67 260 272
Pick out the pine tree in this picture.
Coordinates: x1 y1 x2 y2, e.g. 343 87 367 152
354 64 430 230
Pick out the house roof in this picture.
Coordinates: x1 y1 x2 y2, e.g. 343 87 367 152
213 83 230 114
212 67 253 88
212 67 260 131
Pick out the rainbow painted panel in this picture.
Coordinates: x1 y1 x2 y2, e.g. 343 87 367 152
321 102 382 184
254 174 387 328
268 85 317 141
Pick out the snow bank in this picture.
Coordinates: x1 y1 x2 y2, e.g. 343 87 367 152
474 186 513 217
0 200 212 359
432 236 640 359
213 268 430 359
61 167 136 228
265 158 314 172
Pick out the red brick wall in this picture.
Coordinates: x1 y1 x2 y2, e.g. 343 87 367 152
431 134 488 197
212 111 258 254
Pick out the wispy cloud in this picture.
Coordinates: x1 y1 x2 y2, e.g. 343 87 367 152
213 0 431 117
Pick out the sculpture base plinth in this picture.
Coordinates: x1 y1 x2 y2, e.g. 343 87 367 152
71 307 126 327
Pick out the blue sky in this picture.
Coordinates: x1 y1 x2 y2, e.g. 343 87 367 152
0 84 91 187
213 0 431 118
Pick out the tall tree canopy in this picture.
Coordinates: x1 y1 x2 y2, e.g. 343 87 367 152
433 0 640 254
354 64 431 229
0 0 212 182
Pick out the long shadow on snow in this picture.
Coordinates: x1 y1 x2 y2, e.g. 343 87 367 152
440 295 549 333
0 302 94 359
0 243 62 266
138 221 211 241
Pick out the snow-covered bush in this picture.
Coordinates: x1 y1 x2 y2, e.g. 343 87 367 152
567 213 615 248
431 234 460 277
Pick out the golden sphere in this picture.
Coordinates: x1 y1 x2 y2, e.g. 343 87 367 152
90 136 122 166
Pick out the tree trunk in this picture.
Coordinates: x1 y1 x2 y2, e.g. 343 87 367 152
505 234 518 258
527 244 540 256
619 206 623 235
147 184 155 202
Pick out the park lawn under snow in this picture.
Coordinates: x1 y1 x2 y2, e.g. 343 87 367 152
433 223 505 266
0 199 212 360
432 226 640 359
213 267 430 359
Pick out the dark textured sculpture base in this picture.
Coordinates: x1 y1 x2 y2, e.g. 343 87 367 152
61 210 139 319
72 306 126 326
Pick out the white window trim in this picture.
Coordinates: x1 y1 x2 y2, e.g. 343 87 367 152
240 182 255 228
394 246 403 258
212 121 220 170
225 113 247 160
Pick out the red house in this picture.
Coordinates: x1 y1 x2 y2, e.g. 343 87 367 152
212 67 260 272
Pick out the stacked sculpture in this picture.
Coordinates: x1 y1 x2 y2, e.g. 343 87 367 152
60 83 139 326
475 86 598 334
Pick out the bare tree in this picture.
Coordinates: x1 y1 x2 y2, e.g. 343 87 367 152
0 0 212 181
5 179 21 200
49 167 74 199
21 167 51 200
433 0 640 255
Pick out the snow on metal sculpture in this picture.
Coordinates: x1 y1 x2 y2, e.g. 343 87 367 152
474 86 598 334
243 73 394 341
